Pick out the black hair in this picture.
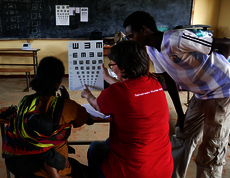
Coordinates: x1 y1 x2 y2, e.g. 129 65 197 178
30 56 65 96
108 40 149 79
123 11 159 33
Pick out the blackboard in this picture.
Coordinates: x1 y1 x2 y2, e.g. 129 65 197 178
0 0 193 39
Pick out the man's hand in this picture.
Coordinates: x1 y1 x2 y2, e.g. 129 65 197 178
58 85 70 99
175 113 186 133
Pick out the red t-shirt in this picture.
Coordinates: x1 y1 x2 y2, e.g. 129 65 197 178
97 76 173 178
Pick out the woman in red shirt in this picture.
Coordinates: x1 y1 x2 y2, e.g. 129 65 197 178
81 40 173 178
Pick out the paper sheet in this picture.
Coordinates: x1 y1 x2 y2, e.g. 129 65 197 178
81 103 109 119
75 7 80 14
69 7 75 16
56 5 69 25
80 7 88 22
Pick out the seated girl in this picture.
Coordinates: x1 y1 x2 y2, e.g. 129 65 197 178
2 56 94 178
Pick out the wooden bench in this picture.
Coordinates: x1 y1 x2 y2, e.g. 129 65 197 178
0 68 33 92
0 48 40 76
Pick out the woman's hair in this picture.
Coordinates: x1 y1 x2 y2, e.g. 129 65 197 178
123 11 159 33
30 56 65 96
108 40 149 79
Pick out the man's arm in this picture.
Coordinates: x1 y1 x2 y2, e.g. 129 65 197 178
161 72 185 131
212 37 230 59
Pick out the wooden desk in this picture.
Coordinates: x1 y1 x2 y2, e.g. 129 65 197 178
103 46 112 56
0 48 41 76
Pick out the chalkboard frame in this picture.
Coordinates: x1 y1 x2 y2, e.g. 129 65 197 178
0 0 194 40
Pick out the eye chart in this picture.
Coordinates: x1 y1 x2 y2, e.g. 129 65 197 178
56 5 69 25
68 41 104 90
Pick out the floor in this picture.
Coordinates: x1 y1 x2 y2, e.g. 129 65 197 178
0 77 230 178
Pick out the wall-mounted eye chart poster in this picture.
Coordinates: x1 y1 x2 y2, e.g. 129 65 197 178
68 41 104 90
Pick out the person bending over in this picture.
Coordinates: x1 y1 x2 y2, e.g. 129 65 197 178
122 11 230 178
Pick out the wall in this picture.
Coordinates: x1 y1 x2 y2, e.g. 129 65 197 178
216 0 230 38
192 0 221 37
192 0 230 38
0 39 111 75
0 0 229 76
0 39 155 75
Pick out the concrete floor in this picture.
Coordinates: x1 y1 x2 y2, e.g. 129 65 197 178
0 77 230 178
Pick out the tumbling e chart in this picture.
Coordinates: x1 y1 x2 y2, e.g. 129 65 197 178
68 41 104 90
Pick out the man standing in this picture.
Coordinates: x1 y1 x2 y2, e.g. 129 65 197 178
123 11 230 178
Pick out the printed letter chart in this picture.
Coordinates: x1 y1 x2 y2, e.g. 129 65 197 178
56 5 69 26
68 41 104 90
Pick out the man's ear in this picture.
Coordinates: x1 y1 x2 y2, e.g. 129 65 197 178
141 25 152 34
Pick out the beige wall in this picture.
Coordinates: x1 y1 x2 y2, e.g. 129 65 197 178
0 39 110 75
192 0 221 37
0 39 156 75
192 0 230 38
216 0 230 37
0 40 72 73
